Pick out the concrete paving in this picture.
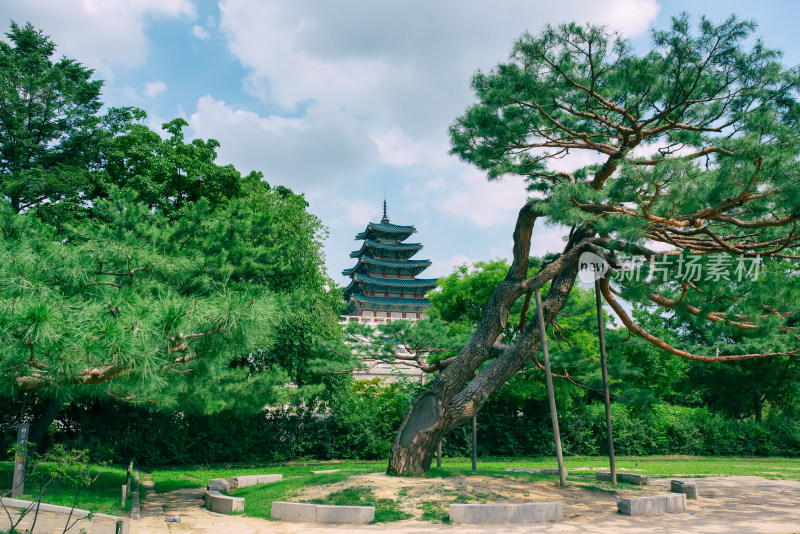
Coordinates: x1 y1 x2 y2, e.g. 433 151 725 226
0 508 123 534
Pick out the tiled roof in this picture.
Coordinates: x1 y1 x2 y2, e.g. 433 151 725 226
350 240 423 258
343 274 438 298
343 256 431 276
352 294 431 307
356 221 416 240
354 274 438 287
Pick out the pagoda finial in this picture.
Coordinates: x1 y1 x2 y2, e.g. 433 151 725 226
381 198 389 223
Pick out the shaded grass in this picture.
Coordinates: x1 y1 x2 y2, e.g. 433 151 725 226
418 501 450 523
432 456 800 481
151 461 383 493
0 461 129 515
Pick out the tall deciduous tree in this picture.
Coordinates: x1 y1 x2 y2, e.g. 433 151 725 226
0 22 103 215
99 115 256 218
388 14 800 475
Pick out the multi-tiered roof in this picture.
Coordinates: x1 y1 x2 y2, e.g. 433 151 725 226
343 202 437 320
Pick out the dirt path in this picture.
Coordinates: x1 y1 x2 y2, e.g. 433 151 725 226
134 476 800 534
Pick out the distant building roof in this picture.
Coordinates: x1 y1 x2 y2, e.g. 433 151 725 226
355 221 417 241
350 240 422 258
343 274 438 298
351 294 431 307
343 256 432 276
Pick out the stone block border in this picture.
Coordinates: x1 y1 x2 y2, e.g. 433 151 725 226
203 473 282 514
204 491 244 514
671 480 699 499
617 493 686 516
596 472 650 485
449 502 563 524
271 501 375 524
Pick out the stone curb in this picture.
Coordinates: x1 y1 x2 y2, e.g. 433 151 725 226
450 502 563 524
204 491 245 514
203 473 282 514
671 480 699 499
617 493 686 516
271 501 374 524
0 497 122 521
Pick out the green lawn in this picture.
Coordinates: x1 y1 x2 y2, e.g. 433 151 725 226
0 461 130 516
150 461 383 493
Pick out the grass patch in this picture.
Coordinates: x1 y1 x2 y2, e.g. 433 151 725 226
419 501 450 523
428 456 800 482
151 461 383 493
0 461 129 516
306 486 412 523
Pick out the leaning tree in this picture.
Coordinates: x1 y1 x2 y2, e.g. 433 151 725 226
387 14 800 475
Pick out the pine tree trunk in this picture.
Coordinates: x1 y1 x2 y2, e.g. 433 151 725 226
29 398 62 451
386 204 591 476
386 419 442 475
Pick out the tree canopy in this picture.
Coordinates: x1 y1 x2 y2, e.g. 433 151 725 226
0 23 346 424
389 14 800 475
0 22 103 216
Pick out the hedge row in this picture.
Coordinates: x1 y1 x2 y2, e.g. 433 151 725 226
3 390 798 464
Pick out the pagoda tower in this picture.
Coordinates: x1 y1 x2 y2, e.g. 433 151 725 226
343 202 438 321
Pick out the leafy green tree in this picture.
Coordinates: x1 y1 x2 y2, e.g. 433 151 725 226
627 258 800 421
0 22 103 216
0 23 347 452
389 14 800 475
610 317 690 413
99 114 258 218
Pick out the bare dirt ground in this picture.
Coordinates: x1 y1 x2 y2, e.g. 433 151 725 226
132 475 800 534
295 472 668 521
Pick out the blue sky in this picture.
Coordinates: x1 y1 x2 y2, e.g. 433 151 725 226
4 1 800 287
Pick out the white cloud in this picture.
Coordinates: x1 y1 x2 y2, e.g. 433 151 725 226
370 128 450 169
218 0 659 136
531 226 570 257
409 167 530 229
3 0 195 78
192 25 210 41
144 80 167 98
316 195 380 230
427 254 478 278
186 96 377 192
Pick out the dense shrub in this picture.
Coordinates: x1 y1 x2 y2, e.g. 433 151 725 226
559 404 800 457
3 389 799 465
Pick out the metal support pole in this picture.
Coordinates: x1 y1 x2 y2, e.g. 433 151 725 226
595 280 616 485
471 415 477 471
437 440 442 469
535 290 567 486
